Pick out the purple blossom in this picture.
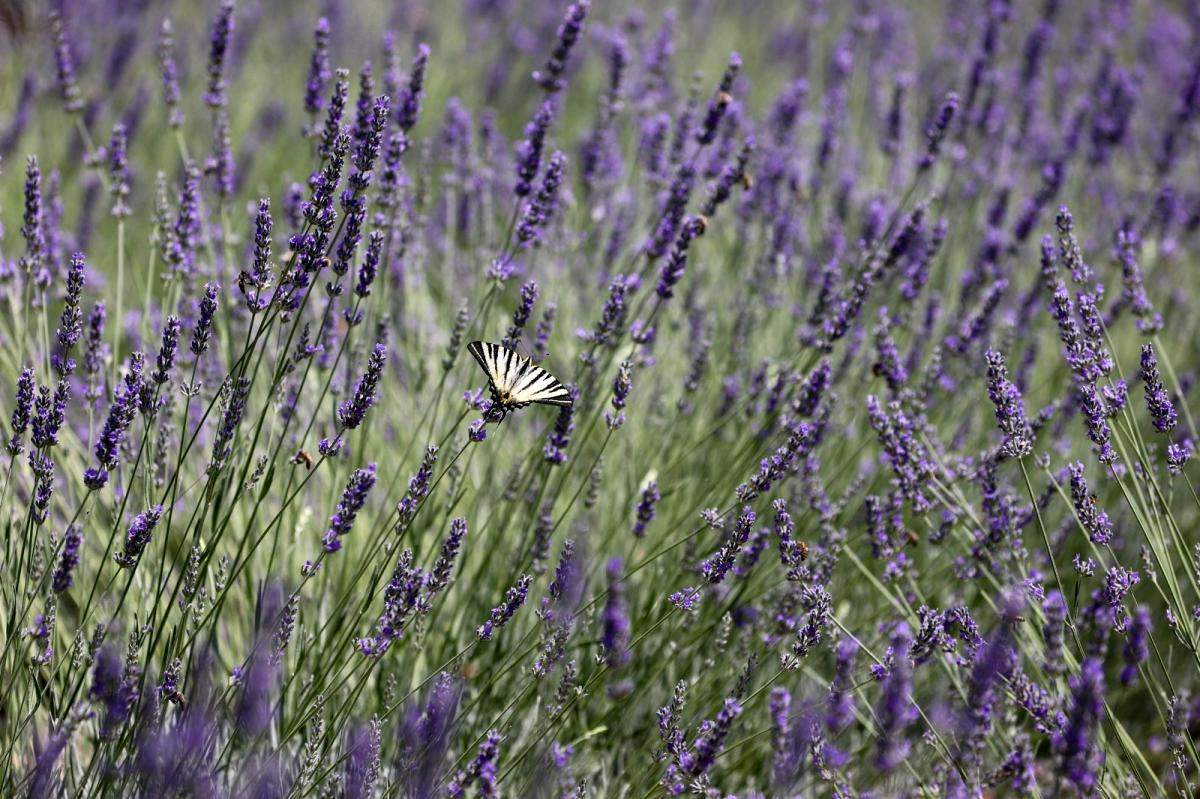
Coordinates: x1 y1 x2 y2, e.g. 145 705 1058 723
157 19 184 128
533 1 589 93
354 230 383 300
358 548 425 656
90 645 138 740
516 151 566 246
1115 227 1161 334
7 367 35 456
338 343 387 430
207 376 250 475
425 518 468 600
19 156 43 277
396 446 438 528
515 101 556 198
1121 605 1150 685
985 349 1032 459
478 575 532 639
84 353 144 489
394 44 430 133
632 481 660 538
696 53 740 145
150 315 181 387
1140 344 1178 433
1068 462 1113 545
600 558 631 669
543 390 578 464
52 253 86 376
50 13 83 114
501 281 539 350
655 216 706 299
874 622 916 773
114 505 164 568
52 524 83 593
303 18 332 120
1053 658 1107 795
606 360 632 429
203 1 235 110
447 730 501 798
239 199 273 312
919 91 958 170
578 275 631 354
1078 382 1116 465
702 506 754 584
190 283 220 357
322 464 377 553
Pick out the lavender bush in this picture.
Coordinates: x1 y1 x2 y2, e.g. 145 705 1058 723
1 0 1200 796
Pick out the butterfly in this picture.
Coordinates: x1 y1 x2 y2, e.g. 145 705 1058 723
467 341 573 421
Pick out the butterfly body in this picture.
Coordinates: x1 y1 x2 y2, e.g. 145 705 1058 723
467 341 573 421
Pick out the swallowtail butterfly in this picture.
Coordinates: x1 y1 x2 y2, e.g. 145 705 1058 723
467 341 573 421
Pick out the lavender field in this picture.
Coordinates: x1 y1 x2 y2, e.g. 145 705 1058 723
1 0 1199 795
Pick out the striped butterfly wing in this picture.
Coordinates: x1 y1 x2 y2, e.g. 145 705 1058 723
467 341 573 408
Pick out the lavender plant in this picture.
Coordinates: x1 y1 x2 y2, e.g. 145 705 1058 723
1 1 1200 797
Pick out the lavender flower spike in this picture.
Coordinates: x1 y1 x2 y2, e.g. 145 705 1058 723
50 12 84 114
338 342 388 430
322 464 378 553
7 366 35 456
1140 344 1178 433
533 2 590 93
114 505 165 568
632 481 660 538
984 349 1032 459
52 252 86 377
84 353 145 489
606 360 632 430
447 730 501 798
478 575 532 639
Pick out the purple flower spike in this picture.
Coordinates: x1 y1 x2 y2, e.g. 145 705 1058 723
338 342 387 430
516 152 566 246
477 575 532 640
114 505 164 568
606 360 632 430
52 252 86 377
656 216 707 300
632 481 660 538
7 367 35 456
85 353 145 489
919 91 958 170
1068 462 1113 545
50 12 83 114
203 1 235 110
304 18 333 121
447 730 501 798
515 101 556 198
1053 658 1107 795
190 283 220 357
501 280 540 350
158 20 184 128
1140 344 1178 433
543 389 579 464
89 645 138 740
984 349 1032 459
533 2 589 94
874 623 917 773
322 464 378 553
207 377 250 475
601 558 631 669
696 53 741 145
52 524 83 593
395 44 430 133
